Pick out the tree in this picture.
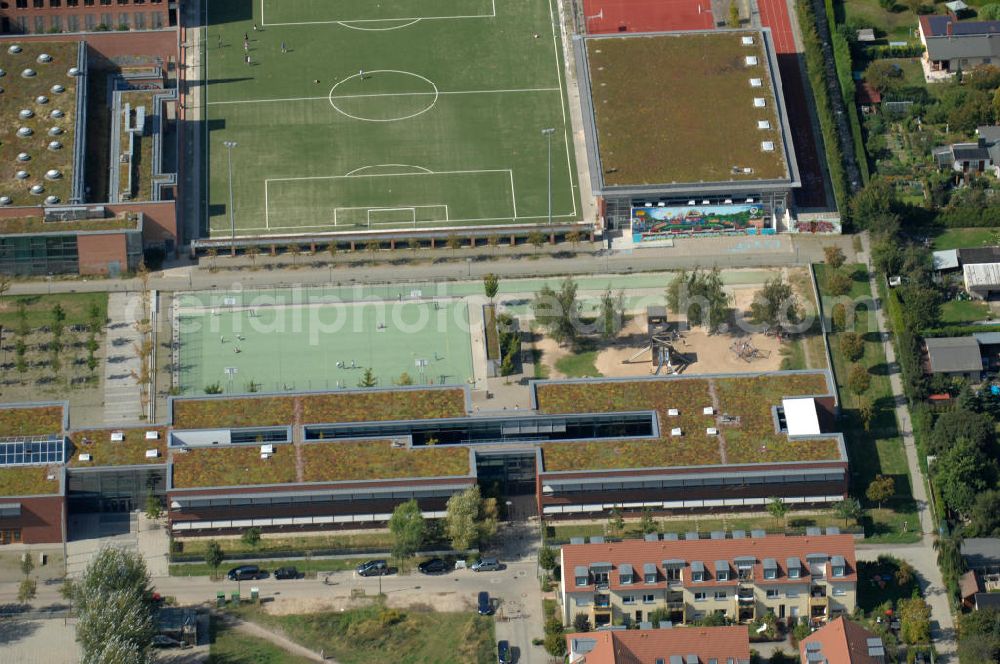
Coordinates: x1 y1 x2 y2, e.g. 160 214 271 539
17 577 36 603
825 268 852 297
850 178 897 233
357 368 378 388
531 277 580 346
847 364 871 396
445 235 461 254
749 276 800 334
245 244 259 268
858 397 874 432
20 552 34 579
241 527 261 548
68 546 155 664
388 499 426 563
832 497 862 526
865 60 903 94
823 247 846 270
566 230 582 247
958 608 1000 662
204 540 224 578
365 240 381 259
607 508 625 535
766 497 788 528
898 596 932 645
544 630 567 656
980 3 1000 20
483 273 500 303
728 0 740 27
640 508 656 534
144 492 161 520
840 332 864 361
866 475 895 510
396 371 414 386
599 287 626 340
666 267 730 332
934 437 997 515
486 235 500 252
407 238 420 252
928 408 995 456
573 613 590 633
831 303 847 332
528 230 546 253
538 546 557 572
287 243 302 265
968 489 1000 537
444 485 497 550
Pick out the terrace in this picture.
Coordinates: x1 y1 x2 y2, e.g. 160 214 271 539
171 388 467 430
0 465 60 496
113 90 156 203
0 41 80 206
0 405 63 438
171 444 298 489
581 30 790 187
67 427 168 467
536 373 842 472
299 440 470 482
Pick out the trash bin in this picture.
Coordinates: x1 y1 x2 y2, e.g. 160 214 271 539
216 592 225 608
250 587 259 603
231 591 240 604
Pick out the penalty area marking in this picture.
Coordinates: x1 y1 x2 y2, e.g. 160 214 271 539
328 70 439 122
344 164 434 176
260 0 496 28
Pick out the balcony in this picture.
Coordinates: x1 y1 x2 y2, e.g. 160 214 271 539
737 593 755 604
594 595 611 609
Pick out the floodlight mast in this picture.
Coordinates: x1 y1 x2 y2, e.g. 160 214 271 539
223 140 238 256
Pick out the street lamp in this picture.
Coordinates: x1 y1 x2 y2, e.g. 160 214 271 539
541 128 555 226
223 140 238 256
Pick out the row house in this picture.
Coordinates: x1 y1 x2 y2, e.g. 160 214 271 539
559 533 857 628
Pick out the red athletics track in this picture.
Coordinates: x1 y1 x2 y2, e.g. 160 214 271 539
757 0 828 207
583 0 714 34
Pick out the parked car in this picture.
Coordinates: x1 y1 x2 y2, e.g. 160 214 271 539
497 639 511 664
417 558 449 575
152 635 190 649
273 566 299 580
227 565 267 581
478 591 493 616
356 560 390 577
471 557 502 572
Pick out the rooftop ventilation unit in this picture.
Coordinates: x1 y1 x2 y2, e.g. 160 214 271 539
750 78 762 87
742 36 754 45
762 141 775 152
753 98 766 108
757 120 771 130
745 56 758 66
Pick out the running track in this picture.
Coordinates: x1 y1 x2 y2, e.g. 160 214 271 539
757 0 828 208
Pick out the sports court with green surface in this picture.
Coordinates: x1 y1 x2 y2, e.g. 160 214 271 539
203 0 579 236
175 298 474 394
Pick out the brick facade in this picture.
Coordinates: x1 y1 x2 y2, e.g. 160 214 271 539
1 0 174 35
76 231 127 274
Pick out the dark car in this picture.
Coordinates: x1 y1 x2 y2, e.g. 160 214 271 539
273 566 298 580
356 560 390 577
497 639 511 664
478 591 493 616
417 558 449 575
227 565 267 581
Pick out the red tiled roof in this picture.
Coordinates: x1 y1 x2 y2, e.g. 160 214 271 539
799 617 883 664
566 626 750 664
561 534 857 592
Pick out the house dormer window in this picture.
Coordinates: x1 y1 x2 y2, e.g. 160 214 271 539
831 555 846 578
620 563 634 585
715 560 730 582
691 560 705 582
763 558 778 580
663 559 684 582
787 557 801 579
574 565 589 587
643 563 657 584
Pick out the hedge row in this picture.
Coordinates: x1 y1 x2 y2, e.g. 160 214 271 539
826 0 870 184
885 287 927 402
922 323 1000 338
867 44 924 59
936 204 1000 227
797 0 850 215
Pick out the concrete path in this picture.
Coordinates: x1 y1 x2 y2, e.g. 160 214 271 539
467 297 489 392
860 233 956 661
101 292 145 424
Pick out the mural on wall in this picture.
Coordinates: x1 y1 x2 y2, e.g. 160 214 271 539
630 204 772 242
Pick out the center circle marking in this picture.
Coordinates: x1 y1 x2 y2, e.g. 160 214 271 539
327 69 438 122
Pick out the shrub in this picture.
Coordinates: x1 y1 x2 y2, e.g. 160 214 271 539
840 331 864 361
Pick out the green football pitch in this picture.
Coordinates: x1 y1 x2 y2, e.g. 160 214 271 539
176 299 474 395
203 0 580 236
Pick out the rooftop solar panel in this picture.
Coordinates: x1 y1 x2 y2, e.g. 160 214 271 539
0 436 65 466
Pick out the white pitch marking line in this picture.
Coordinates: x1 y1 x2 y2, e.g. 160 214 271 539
265 168 512 183
239 213 580 232
207 88 560 106
264 14 494 27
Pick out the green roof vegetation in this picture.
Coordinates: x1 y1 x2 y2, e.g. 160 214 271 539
537 373 841 471
299 389 466 424
0 465 60 496
67 427 168 467
0 213 139 236
116 90 156 202
172 389 467 429
585 31 789 187
300 440 469 482
0 405 63 437
171 444 298 488
0 41 79 205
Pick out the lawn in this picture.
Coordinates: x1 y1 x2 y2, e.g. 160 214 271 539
555 351 602 378
816 264 920 544
857 556 919 614
0 292 108 330
843 0 924 41
585 31 789 185
931 227 1000 251
939 299 990 324
175 531 402 557
232 603 496 664
205 0 578 235
208 618 315 664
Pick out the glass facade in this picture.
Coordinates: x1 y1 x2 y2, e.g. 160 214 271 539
67 466 167 513
0 235 78 275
